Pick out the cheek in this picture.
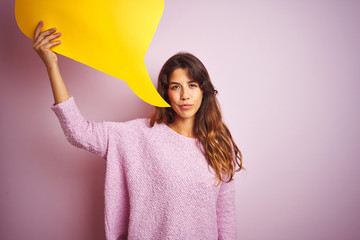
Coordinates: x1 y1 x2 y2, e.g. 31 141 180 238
167 90 175 105
197 92 203 104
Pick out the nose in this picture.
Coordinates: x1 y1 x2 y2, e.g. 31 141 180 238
180 87 190 100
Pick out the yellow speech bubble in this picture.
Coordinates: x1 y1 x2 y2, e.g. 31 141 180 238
15 0 170 107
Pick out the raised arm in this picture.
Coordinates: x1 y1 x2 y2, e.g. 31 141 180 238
32 20 70 104
33 21 110 158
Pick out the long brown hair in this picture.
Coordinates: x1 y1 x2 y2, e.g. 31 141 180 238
150 52 243 186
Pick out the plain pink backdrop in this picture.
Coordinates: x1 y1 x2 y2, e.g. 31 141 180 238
1 0 360 239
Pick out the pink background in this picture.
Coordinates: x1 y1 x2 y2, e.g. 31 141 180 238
1 0 360 239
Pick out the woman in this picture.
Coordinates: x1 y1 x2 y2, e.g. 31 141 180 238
33 21 243 240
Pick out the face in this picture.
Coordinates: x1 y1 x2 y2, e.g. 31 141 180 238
167 68 203 122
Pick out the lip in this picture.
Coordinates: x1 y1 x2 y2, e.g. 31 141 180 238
179 104 193 110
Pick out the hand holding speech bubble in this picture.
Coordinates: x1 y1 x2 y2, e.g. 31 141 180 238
15 0 170 107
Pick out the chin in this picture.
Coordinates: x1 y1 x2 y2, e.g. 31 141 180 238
173 107 198 120
177 113 196 120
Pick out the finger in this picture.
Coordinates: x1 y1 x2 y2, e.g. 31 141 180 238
47 40 62 49
33 20 44 41
37 27 57 43
39 32 62 46
38 40 61 53
34 27 57 46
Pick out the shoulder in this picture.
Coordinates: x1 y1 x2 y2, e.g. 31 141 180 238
104 118 165 148
124 118 151 128
119 118 153 132
104 118 153 135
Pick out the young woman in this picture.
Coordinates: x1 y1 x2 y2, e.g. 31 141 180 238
33 21 243 240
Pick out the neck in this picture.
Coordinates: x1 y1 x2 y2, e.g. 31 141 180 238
167 117 195 138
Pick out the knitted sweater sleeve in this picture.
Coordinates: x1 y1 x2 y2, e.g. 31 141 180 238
51 96 109 159
216 178 237 240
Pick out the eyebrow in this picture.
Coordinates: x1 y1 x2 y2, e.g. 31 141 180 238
169 80 198 85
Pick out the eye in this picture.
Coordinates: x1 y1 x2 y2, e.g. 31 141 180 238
189 83 198 88
170 85 180 90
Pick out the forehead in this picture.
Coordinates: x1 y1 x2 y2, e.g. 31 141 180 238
169 68 194 83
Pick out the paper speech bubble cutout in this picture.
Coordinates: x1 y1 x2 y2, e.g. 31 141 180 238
15 0 170 107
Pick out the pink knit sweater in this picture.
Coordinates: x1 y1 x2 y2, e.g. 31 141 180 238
51 96 237 240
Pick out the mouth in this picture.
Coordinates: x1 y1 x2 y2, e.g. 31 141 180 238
179 104 193 110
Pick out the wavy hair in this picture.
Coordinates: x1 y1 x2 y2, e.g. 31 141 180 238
150 52 243 186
